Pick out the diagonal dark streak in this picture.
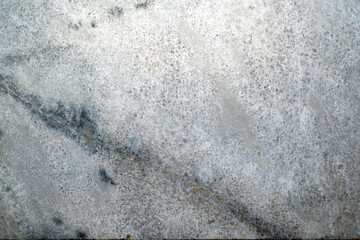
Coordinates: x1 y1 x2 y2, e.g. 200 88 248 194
0 73 299 239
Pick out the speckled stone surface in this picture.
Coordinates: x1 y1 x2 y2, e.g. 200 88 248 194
0 0 359 239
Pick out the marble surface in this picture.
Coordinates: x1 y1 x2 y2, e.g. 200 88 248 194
0 0 359 238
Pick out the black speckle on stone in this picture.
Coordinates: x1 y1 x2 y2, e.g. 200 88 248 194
52 217 63 226
110 6 124 16
135 0 150 8
69 21 82 30
76 230 87 239
99 168 117 185
91 20 96 28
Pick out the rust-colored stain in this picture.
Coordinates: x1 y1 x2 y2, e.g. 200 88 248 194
188 181 212 195
83 133 91 143
188 181 204 192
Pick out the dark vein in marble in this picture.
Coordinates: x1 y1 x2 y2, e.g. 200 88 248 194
0 73 299 239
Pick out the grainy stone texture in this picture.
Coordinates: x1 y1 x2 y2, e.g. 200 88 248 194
0 0 359 238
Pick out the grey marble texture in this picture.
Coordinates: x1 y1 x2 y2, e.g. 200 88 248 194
0 0 359 239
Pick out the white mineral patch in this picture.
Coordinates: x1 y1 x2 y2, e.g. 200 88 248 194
1 0 359 238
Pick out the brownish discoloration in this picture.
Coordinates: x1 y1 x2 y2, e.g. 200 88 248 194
208 219 215 224
83 133 91 143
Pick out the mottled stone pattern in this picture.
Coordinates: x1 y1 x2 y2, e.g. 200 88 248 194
0 0 359 239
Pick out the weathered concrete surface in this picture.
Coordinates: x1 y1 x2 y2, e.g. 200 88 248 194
1 0 359 238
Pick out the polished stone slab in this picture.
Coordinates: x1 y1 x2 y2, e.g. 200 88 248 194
0 0 359 238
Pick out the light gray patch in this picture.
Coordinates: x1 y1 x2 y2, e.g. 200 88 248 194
305 92 326 118
126 134 140 155
215 80 258 148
